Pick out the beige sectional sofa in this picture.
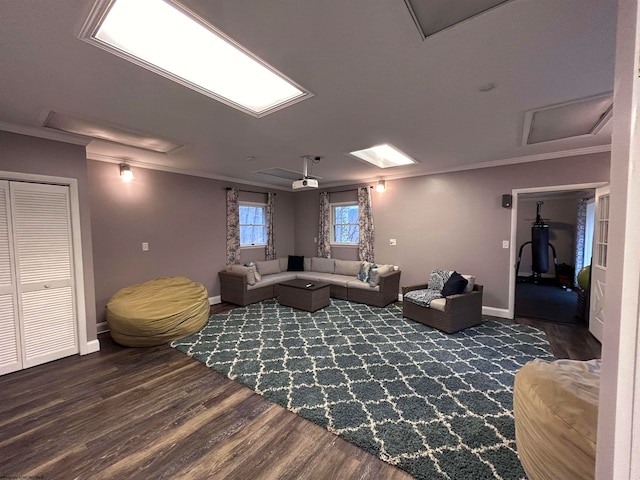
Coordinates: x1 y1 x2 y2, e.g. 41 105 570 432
219 256 401 308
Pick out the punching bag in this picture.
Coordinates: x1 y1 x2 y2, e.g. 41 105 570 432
531 224 550 273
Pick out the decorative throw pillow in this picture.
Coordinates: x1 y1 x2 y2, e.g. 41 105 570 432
369 264 393 287
245 262 261 282
441 271 468 297
287 255 304 271
358 261 374 282
429 268 452 291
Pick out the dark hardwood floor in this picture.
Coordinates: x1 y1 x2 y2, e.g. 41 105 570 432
0 302 600 479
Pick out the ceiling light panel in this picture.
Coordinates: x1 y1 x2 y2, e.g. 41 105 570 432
43 111 182 153
349 144 417 168
80 0 311 116
404 0 511 39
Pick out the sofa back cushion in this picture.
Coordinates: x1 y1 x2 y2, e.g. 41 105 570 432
256 259 281 276
369 264 393 287
461 274 476 293
335 259 361 276
311 257 335 274
278 257 288 272
304 257 311 271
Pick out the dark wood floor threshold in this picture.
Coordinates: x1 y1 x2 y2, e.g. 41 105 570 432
0 302 599 479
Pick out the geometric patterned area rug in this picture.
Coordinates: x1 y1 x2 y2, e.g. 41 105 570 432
171 299 554 480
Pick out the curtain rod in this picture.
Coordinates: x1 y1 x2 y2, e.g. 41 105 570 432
225 187 276 196
320 186 374 194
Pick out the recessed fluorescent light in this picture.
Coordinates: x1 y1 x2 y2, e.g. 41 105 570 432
349 144 417 168
80 0 310 116
43 111 182 153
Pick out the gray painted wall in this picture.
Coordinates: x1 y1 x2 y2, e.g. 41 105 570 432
295 153 610 311
0 131 98 341
88 160 296 323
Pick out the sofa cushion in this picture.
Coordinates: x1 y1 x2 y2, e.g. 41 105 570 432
279 257 288 272
249 272 296 288
429 269 452 291
462 274 476 293
313 273 354 287
304 257 311 271
256 259 281 276
287 255 304 271
358 261 373 282
441 271 468 296
312 257 335 274
429 298 446 312
335 259 361 276
347 278 380 292
369 264 393 287
227 264 256 285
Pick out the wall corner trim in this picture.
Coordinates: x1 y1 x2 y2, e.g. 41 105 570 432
209 295 222 305
82 339 100 355
482 306 511 319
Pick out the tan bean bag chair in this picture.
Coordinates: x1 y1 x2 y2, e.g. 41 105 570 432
514 358 600 480
106 276 209 347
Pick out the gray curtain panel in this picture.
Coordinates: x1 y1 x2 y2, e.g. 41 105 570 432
226 188 240 265
574 198 587 285
266 192 276 260
358 186 374 262
317 191 331 258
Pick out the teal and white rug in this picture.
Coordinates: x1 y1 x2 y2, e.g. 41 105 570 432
171 299 554 480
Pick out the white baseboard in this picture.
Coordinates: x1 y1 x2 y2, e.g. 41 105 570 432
482 306 511 319
209 295 221 305
81 339 100 355
97 321 110 334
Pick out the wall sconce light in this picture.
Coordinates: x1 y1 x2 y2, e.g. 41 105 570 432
119 163 134 182
376 180 386 192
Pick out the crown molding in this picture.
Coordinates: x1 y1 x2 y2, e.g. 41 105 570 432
0 121 91 146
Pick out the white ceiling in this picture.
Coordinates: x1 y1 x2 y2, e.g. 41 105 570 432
0 0 617 190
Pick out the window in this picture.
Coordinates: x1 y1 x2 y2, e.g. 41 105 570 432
332 203 359 244
239 203 266 246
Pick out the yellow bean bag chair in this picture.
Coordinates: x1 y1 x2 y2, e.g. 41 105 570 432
514 358 600 480
106 276 209 347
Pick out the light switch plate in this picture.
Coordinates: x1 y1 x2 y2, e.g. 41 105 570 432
502 240 509 249
390 239 397 246
142 242 149 251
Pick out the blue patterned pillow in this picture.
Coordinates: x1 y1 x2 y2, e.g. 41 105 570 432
429 269 452 291
358 261 375 282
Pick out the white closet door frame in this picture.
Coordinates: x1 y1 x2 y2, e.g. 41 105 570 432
0 171 91 355
0 180 22 374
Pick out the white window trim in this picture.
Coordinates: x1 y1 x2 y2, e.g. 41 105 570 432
239 201 267 247
330 201 359 246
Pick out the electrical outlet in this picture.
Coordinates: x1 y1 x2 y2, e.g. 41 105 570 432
142 242 149 251
313 237 317 243
502 240 509 249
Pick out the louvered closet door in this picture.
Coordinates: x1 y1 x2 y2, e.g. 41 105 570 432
0 181 21 375
10 182 78 368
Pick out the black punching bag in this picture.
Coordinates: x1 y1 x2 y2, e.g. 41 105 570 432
531 225 550 273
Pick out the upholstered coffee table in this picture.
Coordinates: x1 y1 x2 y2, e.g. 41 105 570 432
277 279 330 312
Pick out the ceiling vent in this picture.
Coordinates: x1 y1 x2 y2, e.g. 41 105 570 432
523 93 613 145
403 0 511 39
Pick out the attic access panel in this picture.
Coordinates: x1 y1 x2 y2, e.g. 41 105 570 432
524 93 613 145
404 0 511 39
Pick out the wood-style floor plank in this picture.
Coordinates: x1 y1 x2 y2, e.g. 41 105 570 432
0 302 599 480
